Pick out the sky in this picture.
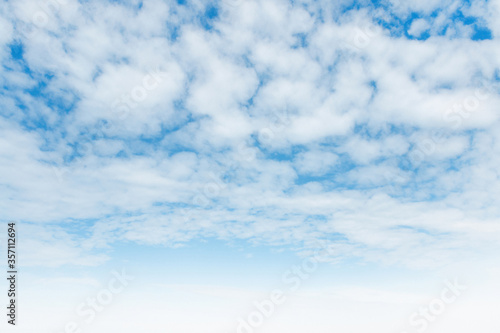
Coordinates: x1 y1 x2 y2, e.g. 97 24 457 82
1 0 500 332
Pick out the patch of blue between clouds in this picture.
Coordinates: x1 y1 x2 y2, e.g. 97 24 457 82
291 33 309 49
201 4 219 30
10 42 24 60
175 0 219 31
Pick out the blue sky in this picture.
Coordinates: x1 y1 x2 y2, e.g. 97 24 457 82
1 0 500 332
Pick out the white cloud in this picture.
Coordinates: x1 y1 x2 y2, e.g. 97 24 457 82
294 150 338 175
408 18 430 37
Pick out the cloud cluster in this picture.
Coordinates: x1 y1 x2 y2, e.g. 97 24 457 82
1 0 499 268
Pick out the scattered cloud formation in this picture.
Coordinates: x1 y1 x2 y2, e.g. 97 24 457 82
1 0 499 269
